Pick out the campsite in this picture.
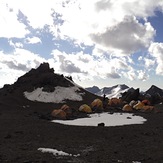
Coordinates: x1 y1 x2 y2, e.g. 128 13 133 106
0 63 163 163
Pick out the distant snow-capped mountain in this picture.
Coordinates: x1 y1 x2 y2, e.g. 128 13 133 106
86 84 132 98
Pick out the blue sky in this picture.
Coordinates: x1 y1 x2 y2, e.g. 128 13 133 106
0 0 163 91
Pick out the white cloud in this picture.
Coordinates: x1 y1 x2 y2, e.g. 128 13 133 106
95 0 163 18
149 42 163 75
9 40 23 48
0 48 45 68
0 49 46 87
0 1 29 38
107 70 121 79
0 0 163 87
144 58 155 68
137 70 149 81
25 37 42 44
2 0 55 29
124 69 137 81
51 49 135 81
91 16 155 56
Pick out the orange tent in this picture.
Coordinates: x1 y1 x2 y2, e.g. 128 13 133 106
122 104 133 112
142 105 154 111
60 104 70 110
60 104 72 117
51 109 67 119
91 99 103 111
142 100 151 105
108 98 122 106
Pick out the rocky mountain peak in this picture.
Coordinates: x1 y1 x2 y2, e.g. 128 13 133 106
35 62 54 73
145 85 163 96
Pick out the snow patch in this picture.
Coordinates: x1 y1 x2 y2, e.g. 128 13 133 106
52 113 146 127
38 148 80 157
24 86 84 103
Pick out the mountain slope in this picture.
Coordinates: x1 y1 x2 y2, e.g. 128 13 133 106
0 63 100 106
86 86 100 94
145 85 163 97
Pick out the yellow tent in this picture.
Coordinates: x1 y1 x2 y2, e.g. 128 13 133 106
122 104 133 112
91 99 103 111
79 104 92 113
133 102 145 110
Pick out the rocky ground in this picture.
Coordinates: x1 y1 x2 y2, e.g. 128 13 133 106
0 63 163 163
0 94 163 163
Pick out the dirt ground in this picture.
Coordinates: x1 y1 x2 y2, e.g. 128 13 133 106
0 95 163 163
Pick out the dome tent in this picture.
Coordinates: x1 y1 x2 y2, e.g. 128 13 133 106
133 102 145 110
91 98 103 112
142 99 151 105
108 98 122 107
79 104 92 113
60 104 72 117
142 105 154 111
122 104 133 112
51 109 67 120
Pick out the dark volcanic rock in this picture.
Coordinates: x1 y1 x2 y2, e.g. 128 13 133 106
144 85 163 104
0 62 100 106
14 62 74 90
98 122 105 127
121 88 140 102
0 64 163 163
145 85 163 96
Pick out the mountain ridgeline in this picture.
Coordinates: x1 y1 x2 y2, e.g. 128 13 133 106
86 84 163 104
0 62 100 105
0 62 162 105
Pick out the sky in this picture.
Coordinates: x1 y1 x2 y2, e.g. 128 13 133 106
0 0 163 91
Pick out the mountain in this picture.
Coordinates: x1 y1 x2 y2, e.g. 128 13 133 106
86 84 131 98
85 86 100 94
0 63 100 107
145 85 163 97
143 85 163 104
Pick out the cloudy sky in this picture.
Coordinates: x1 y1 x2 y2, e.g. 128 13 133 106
0 0 163 90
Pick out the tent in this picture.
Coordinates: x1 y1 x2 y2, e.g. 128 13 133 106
133 102 145 110
79 104 92 113
60 104 70 110
142 99 151 105
108 98 122 106
142 105 154 111
51 109 67 119
91 99 103 111
122 104 133 112
60 104 72 117
129 100 137 107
